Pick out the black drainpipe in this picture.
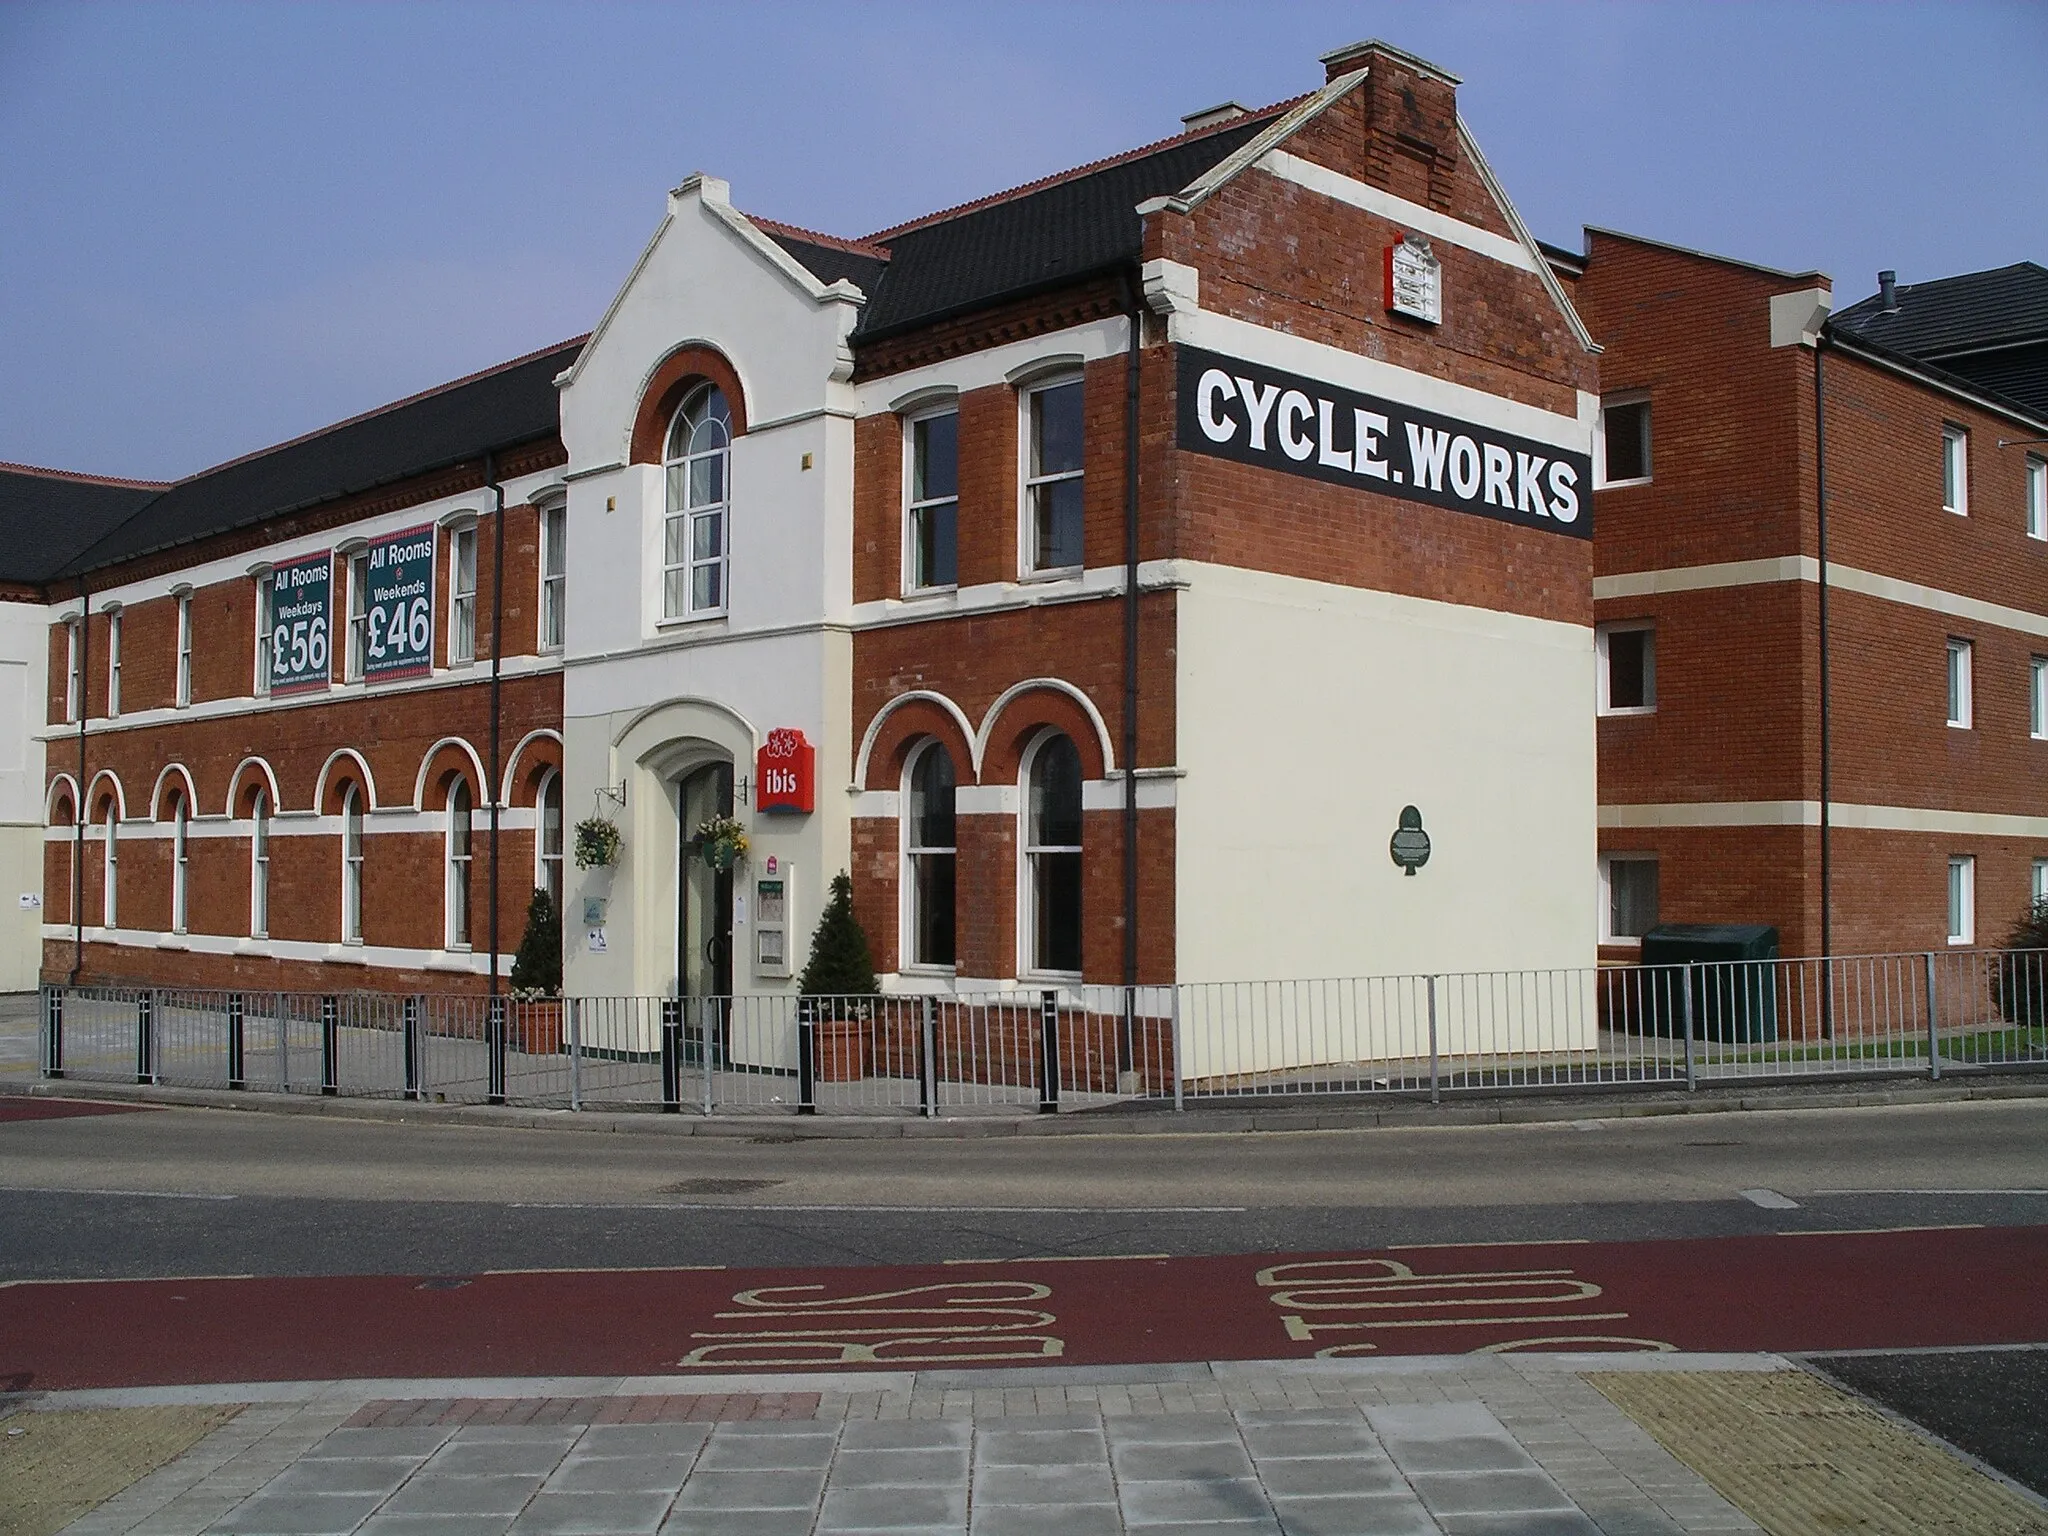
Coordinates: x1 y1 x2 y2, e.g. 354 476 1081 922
485 451 506 998
70 577 89 984
1813 327 1834 1032
1119 269 1144 1073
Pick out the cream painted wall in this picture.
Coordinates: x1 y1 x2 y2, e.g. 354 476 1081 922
1174 563 1597 1073
0 599 50 991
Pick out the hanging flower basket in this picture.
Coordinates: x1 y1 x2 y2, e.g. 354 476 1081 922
574 816 621 870
697 814 748 872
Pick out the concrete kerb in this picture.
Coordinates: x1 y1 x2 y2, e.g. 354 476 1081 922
4 1067 2047 1139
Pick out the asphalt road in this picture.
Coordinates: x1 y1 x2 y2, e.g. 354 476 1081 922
1816 1348 2048 1498
2 1094 2045 1278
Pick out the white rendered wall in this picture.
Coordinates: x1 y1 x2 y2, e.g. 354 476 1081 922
1173 563 1597 1077
556 177 862 1012
0 599 49 991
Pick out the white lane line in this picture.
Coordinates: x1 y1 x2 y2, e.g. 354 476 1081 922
1739 1188 1800 1209
1809 1188 2048 1197
0 1186 237 1201
507 1202 1248 1213
0 1273 256 1287
943 1253 1171 1265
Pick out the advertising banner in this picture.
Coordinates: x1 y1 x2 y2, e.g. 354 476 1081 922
1174 345 1593 540
265 551 332 696
363 523 437 682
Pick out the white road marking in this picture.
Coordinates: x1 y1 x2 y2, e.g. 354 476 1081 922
0 1186 236 1201
1809 1188 2048 1197
1739 1188 1800 1209
508 1202 1247 1214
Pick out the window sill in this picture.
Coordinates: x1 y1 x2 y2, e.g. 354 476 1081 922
1018 566 1083 585
1596 476 1652 491
425 948 476 971
655 612 730 633
1601 936 1644 949
1019 970 1084 987
1948 936 1974 947
1947 721 1972 731
1599 706 1657 719
899 585 959 603
323 943 369 965
900 964 958 979
1943 506 1968 517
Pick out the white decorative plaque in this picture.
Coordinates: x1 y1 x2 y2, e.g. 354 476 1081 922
1386 234 1442 324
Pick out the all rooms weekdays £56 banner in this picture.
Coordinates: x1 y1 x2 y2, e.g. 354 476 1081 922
266 551 332 695
363 524 437 682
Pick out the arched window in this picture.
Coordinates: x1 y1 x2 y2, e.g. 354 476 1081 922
536 769 563 908
169 790 190 934
340 785 364 943
445 778 473 949
903 741 957 969
1022 732 1083 975
663 383 732 620
100 799 118 928
250 789 270 939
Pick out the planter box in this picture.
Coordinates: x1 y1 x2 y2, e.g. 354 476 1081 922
512 999 563 1055
814 1018 869 1082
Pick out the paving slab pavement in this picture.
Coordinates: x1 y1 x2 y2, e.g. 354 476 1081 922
14 1357 1799 1536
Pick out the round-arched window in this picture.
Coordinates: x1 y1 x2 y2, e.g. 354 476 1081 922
1024 732 1082 974
663 383 732 620
904 741 957 969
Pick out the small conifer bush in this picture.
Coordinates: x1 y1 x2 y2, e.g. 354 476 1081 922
509 887 563 996
1991 897 2048 1029
798 871 878 1007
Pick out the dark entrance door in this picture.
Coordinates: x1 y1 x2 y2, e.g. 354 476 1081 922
678 761 734 1063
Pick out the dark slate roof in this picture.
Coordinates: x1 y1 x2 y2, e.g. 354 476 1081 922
0 466 166 585
1832 262 2048 357
847 114 1278 341
759 224 891 295
52 338 583 580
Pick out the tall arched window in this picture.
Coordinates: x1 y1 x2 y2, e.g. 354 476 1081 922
663 383 732 620
340 786 364 943
445 778 473 949
169 789 190 934
536 769 563 908
1022 732 1083 975
904 741 957 969
250 789 270 939
100 799 118 928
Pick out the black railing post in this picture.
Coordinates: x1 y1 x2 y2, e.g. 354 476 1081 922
1039 989 1060 1115
796 996 817 1116
135 990 155 1085
486 995 507 1105
320 995 338 1096
42 987 63 1080
227 993 246 1090
918 995 937 1118
660 998 681 1113
403 996 422 1100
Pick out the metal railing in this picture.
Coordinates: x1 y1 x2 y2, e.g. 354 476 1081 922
34 947 2047 1116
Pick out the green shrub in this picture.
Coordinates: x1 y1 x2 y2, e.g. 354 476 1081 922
797 871 878 1004
509 887 563 996
1990 898 2048 1028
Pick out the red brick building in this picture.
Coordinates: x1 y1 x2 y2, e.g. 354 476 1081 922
1561 234 2048 962
11 38 1605 1066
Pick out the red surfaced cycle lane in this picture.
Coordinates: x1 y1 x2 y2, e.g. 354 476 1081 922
4 1226 2042 1391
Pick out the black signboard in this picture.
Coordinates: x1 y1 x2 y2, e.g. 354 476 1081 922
1175 344 1592 540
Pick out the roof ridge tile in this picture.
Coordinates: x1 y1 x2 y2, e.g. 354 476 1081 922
0 461 171 491
749 216 891 259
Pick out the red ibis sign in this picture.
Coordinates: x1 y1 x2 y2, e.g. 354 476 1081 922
757 728 815 815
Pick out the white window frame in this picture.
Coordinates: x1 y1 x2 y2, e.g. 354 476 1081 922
2029 455 2048 542
174 592 193 708
535 768 563 909
900 739 958 973
1946 637 1974 729
1599 853 1660 945
169 791 189 934
100 800 117 928
1018 729 1084 980
64 618 81 723
1941 424 1969 515
2033 656 2048 742
448 523 478 666
2033 857 2048 910
1021 375 1085 578
1596 392 1653 488
340 786 364 944
343 549 370 681
1596 621 1656 716
105 608 121 719
538 503 566 651
445 778 473 950
1947 854 1975 946
253 570 275 696
661 383 733 623
250 788 270 939
904 407 961 595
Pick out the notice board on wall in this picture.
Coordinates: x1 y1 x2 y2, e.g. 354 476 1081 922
266 551 332 696
363 524 437 682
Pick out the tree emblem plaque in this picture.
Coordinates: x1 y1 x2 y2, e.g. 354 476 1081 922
1390 805 1432 875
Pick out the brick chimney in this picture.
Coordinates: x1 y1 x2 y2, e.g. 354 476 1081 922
1318 39 1461 212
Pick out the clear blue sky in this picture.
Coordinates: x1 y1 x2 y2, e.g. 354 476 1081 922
2 1 2042 481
